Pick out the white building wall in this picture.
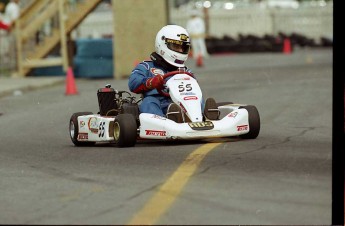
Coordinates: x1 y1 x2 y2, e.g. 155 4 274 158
170 5 333 41
73 4 332 42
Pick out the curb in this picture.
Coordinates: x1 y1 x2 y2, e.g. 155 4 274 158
0 77 65 99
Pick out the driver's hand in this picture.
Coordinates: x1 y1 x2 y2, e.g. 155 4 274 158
145 75 164 90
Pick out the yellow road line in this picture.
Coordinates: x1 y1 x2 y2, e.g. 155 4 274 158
127 142 222 225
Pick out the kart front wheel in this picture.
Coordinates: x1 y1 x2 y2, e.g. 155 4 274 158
239 105 260 139
69 112 96 146
113 114 137 147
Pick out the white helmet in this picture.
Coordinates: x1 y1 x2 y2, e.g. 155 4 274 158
155 25 191 68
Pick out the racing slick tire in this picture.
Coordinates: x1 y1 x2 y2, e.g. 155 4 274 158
69 112 96 146
113 114 137 147
121 103 140 127
239 105 260 139
216 102 234 107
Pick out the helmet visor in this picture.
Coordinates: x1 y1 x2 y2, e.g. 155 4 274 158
165 38 190 54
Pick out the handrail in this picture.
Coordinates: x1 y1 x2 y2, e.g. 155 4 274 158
21 0 58 41
15 0 102 77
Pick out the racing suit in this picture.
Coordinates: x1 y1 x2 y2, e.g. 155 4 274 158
128 52 194 117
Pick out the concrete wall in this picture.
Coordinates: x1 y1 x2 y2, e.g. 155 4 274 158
112 0 168 79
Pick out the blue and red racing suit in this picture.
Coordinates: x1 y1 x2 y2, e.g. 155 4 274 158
128 53 197 117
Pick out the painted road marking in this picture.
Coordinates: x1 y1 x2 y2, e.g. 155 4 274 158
127 142 222 225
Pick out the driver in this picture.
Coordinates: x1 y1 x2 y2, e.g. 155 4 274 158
128 25 218 123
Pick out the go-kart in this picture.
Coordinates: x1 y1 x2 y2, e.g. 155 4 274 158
69 71 260 147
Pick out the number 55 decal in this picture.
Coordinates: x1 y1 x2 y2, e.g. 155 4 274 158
99 121 105 137
178 83 192 92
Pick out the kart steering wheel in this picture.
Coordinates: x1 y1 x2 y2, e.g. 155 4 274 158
157 70 195 97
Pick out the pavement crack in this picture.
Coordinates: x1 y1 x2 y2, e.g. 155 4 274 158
126 183 162 201
26 163 100 184
195 127 317 174
232 126 316 156
197 161 229 175
81 183 163 220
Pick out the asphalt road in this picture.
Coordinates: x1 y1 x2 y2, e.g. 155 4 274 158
0 48 332 225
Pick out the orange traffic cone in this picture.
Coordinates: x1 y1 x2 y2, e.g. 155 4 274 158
65 67 78 95
283 38 292 54
196 54 203 67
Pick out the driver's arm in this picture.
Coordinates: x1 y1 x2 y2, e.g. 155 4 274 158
128 62 163 93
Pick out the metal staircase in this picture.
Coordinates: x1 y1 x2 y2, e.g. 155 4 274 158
15 0 102 76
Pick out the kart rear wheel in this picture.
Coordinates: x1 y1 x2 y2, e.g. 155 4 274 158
239 105 260 139
113 114 137 147
122 103 140 127
69 112 96 146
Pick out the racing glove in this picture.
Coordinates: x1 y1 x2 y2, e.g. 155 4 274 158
145 75 164 90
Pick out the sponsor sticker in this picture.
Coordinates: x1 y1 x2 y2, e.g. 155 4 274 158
179 34 189 41
152 115 167 120
180 92 196 96
237 125 248 131
150 68 164 76
183 96 198 100
88 117 98 134
188 121 214 130
78 133 88 140
173 77 191 80
228 112 238 118
145 130 166 136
